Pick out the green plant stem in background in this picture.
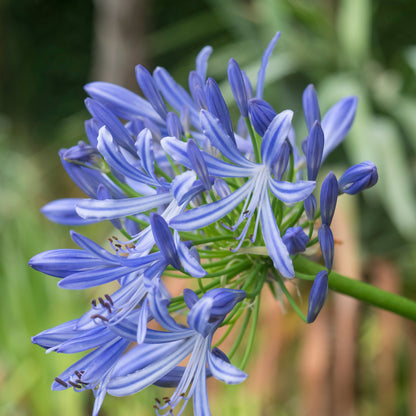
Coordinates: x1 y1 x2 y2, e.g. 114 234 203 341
294 256 416 321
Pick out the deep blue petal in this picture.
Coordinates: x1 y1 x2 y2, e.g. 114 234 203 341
307 270 329 323
302 84 321 131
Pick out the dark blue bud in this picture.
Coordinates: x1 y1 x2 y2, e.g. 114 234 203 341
320 171 338 226
302 84 321 132
214 178 231 198
150 213 181 269
318 224 334 270
189 71 207 110
338 161 378 195
272 140 291 180
166 112 183 140
306 121 324 181
307 270 328 323
282 226 309 255
187 139 211 191
135 65 168 119
304 194 317 221
206 77 236 143
247 98 277 136
61 141 100 164
227 58 248 117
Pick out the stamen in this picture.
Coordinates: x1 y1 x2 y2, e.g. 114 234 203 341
98 297 105 307
75 370 83 378
104 302 112 314
91 299 97 307
68 380 82 389
54 377 68 388
105 294 114 306
90 314 109 322
155 398 161 404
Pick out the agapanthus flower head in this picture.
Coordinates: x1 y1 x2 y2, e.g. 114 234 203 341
30 29 380 416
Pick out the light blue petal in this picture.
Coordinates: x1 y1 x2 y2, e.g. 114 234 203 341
106 338 194 396
171 170 196 204
144 328 194 343
58 266 133 289
169 178 253 231
260 110 293 168
321 96 358 159
136 302 149 344
84 82 164 125
200 110 253 168
85 98 137 154
177 240 207 278
29 249 103 278
302 84 321 131
187 297 213 337
70 230 119 263
268 179 315 204
153 67 199 127
196 46 213 81
260 193 294 278
256 31 281 99
193 365 211 416
97 127 158 186
207 349 247 384
135 128 157 180
76 192 173 220
41 198 100 226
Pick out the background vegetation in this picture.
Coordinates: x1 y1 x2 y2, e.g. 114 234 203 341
0 0 415 415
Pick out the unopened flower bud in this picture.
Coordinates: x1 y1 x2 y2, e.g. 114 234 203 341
338 161 378 195
307 270 328 323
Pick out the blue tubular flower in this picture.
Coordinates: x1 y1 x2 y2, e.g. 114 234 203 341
136 65 168 120
189 71 208 110
307 270 329 323
168 109 315 278
306 121 324 181
338 161 378 195
187 139 212 191
248 98 277 136
205 77 236 142
166 112 183 139
105 288 247 416
303 194 317 222
302 84 321 132
256 31 280 99
228 58 248 117
282 227 309 255
318 224 334 270
320 171 338 226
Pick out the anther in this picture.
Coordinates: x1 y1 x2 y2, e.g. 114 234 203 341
91 314 109 322
54 377 68 388
68 380 82 389
75 370 82 378
155 398 161 404
153 405 159 409
105 294 114 306
104 302 112 314
115 243 122 248
75 379 88 385
98 297 105 307
91 299 97 307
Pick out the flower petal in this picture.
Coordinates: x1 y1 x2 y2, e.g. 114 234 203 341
207 348 247 384
170 178 253 231
268 179 315 204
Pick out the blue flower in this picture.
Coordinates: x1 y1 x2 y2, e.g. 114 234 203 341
105 288 247 416
166 109 315 278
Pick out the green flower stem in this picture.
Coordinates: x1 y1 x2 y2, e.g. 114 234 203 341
245 118 261 163
281 202 304 230
228 308 252 360
294 256 416 321
272 269 308 323
191 235 235 246
203 260 252 279
107 172 141 197
240 295 261 370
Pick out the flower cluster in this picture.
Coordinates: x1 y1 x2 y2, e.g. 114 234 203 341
30 31 378 414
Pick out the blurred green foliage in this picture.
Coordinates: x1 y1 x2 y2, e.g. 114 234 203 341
0 0 415 415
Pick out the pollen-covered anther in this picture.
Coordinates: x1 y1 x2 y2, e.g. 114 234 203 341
54 377 68 388
105 294 114 306
68 380 82 389
90 314 109 322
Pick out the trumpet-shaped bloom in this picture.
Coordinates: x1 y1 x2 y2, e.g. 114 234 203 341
168 109 315 278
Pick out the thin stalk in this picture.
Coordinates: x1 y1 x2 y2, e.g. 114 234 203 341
245 118 261 164
228 308 252 360
240 295 260 370
294 256 416 321
272 269 308 323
